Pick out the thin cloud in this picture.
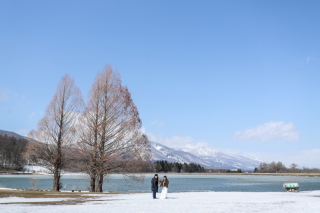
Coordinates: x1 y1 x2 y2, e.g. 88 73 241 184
144 127 204 148
150 120 165 126
306 55 314 64
0 88 11 101
29 112 36 118
233 121 300 143
15 129 29 136
306 56 312 63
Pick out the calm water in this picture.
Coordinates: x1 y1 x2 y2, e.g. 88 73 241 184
1 174 320 192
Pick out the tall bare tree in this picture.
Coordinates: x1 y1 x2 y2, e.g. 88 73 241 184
28 74 83 191
77 65 150 192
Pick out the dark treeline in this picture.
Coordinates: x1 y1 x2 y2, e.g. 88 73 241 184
0 134 27 170
204 169 243 173
152 161 205 173
226 169 242 173
254 162 320 173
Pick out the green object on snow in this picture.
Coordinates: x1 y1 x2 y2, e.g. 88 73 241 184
283 183 299 188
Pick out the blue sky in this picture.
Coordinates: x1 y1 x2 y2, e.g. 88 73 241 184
1 1 319 167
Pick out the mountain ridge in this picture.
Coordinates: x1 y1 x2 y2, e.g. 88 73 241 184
151 141 261 170
0 129 28 139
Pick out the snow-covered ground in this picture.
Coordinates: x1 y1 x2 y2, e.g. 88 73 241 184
1 191 320 213
22 165 87 176
23 165 50 174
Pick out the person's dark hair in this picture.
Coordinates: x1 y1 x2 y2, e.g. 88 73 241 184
154 174 158 178
164 175 167 179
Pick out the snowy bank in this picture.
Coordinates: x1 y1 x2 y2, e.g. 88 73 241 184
23 165 50 174
1 191 320 213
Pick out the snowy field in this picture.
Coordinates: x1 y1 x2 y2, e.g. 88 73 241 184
1 191 320 213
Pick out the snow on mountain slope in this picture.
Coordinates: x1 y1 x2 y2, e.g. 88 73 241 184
183 143 261 170
151 141 261 170
151 142 212 168
182 143 218 157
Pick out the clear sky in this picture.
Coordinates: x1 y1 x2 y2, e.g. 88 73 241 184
1 1 319 167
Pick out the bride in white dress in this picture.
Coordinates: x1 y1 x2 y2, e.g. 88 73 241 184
160 176 169 199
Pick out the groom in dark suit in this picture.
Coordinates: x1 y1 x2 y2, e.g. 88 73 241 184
151 174 158 199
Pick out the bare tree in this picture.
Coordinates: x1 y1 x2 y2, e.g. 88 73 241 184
276 161 286 173
28 74 83 191
289 163 299 173
77 65 151 192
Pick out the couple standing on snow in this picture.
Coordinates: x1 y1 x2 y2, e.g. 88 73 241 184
151 174 169 199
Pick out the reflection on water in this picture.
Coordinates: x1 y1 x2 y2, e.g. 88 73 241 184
0 174 320 192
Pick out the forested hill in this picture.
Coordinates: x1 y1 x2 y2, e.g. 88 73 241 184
0 130 28 170
0 129 27 139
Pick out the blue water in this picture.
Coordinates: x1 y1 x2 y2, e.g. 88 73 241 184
1 174 320 192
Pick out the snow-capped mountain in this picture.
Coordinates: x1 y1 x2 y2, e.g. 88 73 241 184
182 143 219 157
151 141 261 170
151 142 213 168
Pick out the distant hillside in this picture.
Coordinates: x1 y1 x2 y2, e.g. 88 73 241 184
0 129 35 142
0 129 27 139
0 129 29 170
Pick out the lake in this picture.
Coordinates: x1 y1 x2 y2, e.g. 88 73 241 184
1 174 320 192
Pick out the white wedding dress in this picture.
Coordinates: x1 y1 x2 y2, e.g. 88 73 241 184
160 187 168 199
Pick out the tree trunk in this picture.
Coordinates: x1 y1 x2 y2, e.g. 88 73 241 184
53 165 61 191
89 174 96 192
96 173 103 192
53 131 62 191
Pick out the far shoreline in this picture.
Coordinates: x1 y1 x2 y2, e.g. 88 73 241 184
145 172 320 177
1 172 320 177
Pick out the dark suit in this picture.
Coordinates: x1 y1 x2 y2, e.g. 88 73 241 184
151 177 158 198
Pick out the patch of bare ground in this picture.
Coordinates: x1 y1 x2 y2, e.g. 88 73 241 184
0 200 87 205
0 189 119 205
